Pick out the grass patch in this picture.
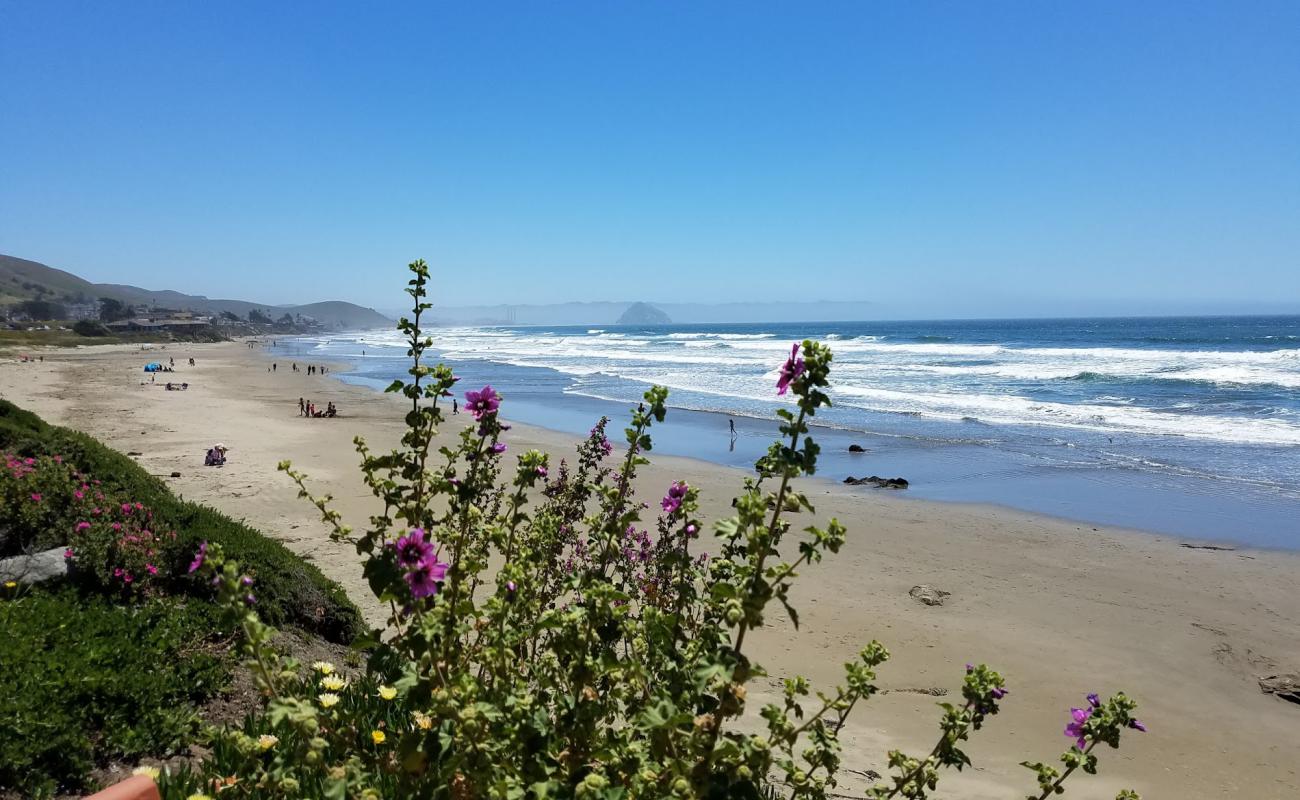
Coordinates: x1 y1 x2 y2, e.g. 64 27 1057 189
0 586 228 798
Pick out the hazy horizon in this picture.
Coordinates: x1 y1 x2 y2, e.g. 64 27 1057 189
3 2 1298 316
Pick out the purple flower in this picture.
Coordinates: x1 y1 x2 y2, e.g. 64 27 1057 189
776 343 806 395
490 442 507 454
661 481 688 514
535 466 548 478
392 528 434 568
991 686 1008 699
187 541 208 574
1086 693 1100 708
1064 706 1092 750
244 593 257 605
506 581 517 592
405 555 450 599
241 575 255 587
1129 719 1147 732
464 385 501 420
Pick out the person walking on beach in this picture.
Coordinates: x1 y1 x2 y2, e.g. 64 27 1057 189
298 397 305 416
452 398 459 415
729 418 736 437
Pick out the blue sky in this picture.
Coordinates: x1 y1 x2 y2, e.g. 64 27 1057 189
1 1 1297 316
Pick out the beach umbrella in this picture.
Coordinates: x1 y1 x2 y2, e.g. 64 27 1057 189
144 363 162 372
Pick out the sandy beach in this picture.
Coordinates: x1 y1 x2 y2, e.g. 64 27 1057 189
3 340 1298 799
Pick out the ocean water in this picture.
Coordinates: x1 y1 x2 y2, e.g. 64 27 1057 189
286 316 1300 549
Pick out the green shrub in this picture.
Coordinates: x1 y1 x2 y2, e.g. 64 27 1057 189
0 400 363 642
0 586 228 798
72 319 111 337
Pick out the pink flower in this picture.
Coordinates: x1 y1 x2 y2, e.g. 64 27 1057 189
64 548 74 560
187 541 208 574
146 564 158 575
776 343 805 395
391 528 434 568
30 493 41 502
75 521 91 532
661 481 688 514
464 385 501 420
1064 705 1092 750
405 555 450 599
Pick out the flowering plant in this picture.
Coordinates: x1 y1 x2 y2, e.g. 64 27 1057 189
65 500 180 594
164 260 1144 800
0 450 92 556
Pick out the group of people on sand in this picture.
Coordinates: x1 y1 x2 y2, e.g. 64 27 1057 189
268 363 329 374
298 397 337 418
164 382 189 391
204 443 228 467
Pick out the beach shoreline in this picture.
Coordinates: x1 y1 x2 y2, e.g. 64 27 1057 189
3 339 1299 798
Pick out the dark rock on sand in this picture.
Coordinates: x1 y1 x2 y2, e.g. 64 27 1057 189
848 444 868 453
1259 674 1300 705
909 585 950 606
170 471 182 478
843 475 909 489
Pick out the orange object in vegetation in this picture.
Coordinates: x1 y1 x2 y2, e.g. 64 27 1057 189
85 775 160 800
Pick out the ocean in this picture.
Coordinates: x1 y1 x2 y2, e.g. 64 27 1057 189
286 315 1300 549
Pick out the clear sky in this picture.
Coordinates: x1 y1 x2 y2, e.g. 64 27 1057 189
1 1 1297 317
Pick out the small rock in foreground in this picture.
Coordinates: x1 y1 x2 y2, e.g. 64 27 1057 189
1259 674 1300 706
909 585 951 606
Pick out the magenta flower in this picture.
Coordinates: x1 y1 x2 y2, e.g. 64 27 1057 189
405 555 450 599
187 541 208 574
1130 719 1147 732
536 466 548 478
776 343 805 395
30 493 41 502
75 521 91 532
392 528 434 568
1064 705 1092 749
464 385 501 420
146 564 158 576
661 481 688 514
490 442 507 454
63 548 74 560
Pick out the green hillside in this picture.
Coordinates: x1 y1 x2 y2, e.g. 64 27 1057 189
0 253 391 329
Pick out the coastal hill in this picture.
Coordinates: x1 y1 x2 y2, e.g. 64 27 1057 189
0 253 390 329
616 302 672 325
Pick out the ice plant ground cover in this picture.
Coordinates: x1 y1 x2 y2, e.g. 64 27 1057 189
161 260 1144 799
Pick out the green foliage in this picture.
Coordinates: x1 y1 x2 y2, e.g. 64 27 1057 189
0 399 364 642
161 261 1144 800
0 586 228 798
73 318 113 336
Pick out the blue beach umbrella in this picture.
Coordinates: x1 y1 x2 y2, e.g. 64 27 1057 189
144 362 163 372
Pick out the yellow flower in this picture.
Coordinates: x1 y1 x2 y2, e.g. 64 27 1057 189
187 794 213 800
320 674 347 691
257 734 279 751
312 661 335 675
412 711 433 730
4 581 16 589
318 692 340 708
132 765 160 779
371 729 386 745
377 684 397 701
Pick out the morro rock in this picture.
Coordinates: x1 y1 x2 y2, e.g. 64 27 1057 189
616 302 671 326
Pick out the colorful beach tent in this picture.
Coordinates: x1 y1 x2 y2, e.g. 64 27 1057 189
144 363 163 372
